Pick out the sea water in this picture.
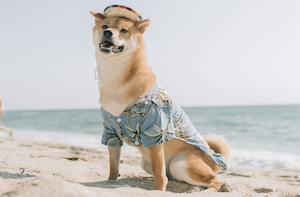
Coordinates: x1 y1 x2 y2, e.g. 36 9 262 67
1 105 299 170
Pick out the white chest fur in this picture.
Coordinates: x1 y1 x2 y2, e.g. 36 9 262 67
95 54 133 117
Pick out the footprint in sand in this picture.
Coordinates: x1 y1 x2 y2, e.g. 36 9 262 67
276 175 300 185
254 187 273 193
227 172 250 178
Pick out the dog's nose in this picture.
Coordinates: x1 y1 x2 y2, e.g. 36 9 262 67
103 30 113 38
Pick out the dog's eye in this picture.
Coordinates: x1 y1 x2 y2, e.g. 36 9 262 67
102 25 108 29
120 29 128 33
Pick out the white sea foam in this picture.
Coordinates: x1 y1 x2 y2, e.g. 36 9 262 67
230 148 300 170
1 129 105 150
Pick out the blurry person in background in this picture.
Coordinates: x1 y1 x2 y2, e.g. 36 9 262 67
0 94 12 137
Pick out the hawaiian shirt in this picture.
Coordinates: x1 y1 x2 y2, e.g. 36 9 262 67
101 84 228 170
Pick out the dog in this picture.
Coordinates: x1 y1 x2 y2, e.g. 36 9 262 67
90 5 230 192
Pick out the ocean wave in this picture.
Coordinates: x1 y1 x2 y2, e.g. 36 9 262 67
120 147 300 170
230 148 300 170
20 112 39 116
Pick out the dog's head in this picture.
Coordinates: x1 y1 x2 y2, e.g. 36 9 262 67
90 11 150 59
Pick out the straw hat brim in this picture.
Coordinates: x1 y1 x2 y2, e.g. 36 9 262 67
103 5 142 22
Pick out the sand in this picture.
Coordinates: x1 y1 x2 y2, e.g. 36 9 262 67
0 137 299 197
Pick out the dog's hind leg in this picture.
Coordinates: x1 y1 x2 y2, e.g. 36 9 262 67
169 151 222 192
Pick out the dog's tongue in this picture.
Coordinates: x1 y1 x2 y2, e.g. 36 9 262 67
103 41 114 48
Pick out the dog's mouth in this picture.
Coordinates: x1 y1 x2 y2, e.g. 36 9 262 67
100 41 124 53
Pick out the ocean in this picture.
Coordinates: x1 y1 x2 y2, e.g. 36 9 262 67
1 105 299 170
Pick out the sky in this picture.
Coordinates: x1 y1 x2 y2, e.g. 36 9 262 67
0 0 299 111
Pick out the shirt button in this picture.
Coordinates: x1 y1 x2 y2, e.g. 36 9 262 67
135 141 139 145
145 101 149 105
117 118 121 122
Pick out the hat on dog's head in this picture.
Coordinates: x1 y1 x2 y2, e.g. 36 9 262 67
103 5 142 22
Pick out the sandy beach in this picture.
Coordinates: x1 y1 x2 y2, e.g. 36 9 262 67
0 137 299 197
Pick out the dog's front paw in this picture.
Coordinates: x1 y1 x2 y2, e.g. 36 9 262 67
108 173 120 180
154 175 168 191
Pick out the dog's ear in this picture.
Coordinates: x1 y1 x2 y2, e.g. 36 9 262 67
135 19 150 34
90 11 105 25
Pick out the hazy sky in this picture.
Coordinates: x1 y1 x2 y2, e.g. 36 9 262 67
0 0 299 111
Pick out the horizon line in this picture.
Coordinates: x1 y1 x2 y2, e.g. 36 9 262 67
5 103 299 112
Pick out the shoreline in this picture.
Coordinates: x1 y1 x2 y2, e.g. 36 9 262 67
0 137 299 197
4 104 299 112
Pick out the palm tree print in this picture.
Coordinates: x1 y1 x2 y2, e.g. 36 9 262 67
119 121 141 145
175 129 191 141
152 87 172 108
103 113 113 123
100 83 228 171
143 116 175 146
102 126 122 146
115 123 136 146
194 133 210 150
173 110 191 141
123 106 136 129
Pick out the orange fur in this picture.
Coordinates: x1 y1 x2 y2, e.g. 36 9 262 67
204 134 231 163
140 139 230 192
91 14 156 116
108 146 121 180
186 151 222 192
90 11 231 192
146 144 168 190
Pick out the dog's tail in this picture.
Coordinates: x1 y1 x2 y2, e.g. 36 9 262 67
203 134 231 164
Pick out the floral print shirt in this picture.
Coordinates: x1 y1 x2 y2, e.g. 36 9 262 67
101 84 228 170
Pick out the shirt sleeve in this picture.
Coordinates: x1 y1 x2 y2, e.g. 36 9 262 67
101 125 123 146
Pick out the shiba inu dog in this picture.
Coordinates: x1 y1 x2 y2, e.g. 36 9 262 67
90 5 230 192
